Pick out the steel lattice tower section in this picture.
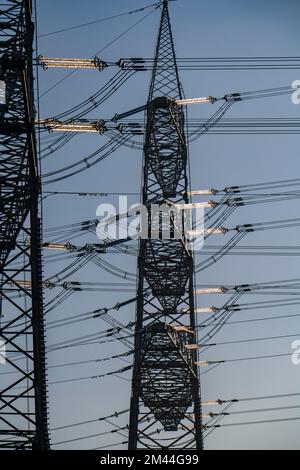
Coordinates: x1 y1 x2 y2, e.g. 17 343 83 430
129 1 203 450
0 0 49 449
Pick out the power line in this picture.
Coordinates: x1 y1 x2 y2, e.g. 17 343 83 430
48 364 132 385
40 5 160 98
51 409 129 431
38 2 162 38
206 416 300 429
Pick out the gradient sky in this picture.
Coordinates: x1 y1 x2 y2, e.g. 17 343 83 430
36 0 300 450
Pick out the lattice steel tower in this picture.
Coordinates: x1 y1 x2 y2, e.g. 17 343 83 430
128 1 203 450
0 0 49 449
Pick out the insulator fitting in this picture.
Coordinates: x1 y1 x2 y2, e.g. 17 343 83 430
235 224 254 232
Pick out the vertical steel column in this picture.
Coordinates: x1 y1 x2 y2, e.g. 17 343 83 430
0 0 49 449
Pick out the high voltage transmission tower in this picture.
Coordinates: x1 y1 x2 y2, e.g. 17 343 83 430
34 0 204 450
0 0 49 449
4 0 297 452
128 1 203 450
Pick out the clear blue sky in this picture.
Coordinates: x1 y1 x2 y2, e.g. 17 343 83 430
36 0 300 449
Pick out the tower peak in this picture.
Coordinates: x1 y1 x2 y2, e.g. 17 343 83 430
148 0 181 101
